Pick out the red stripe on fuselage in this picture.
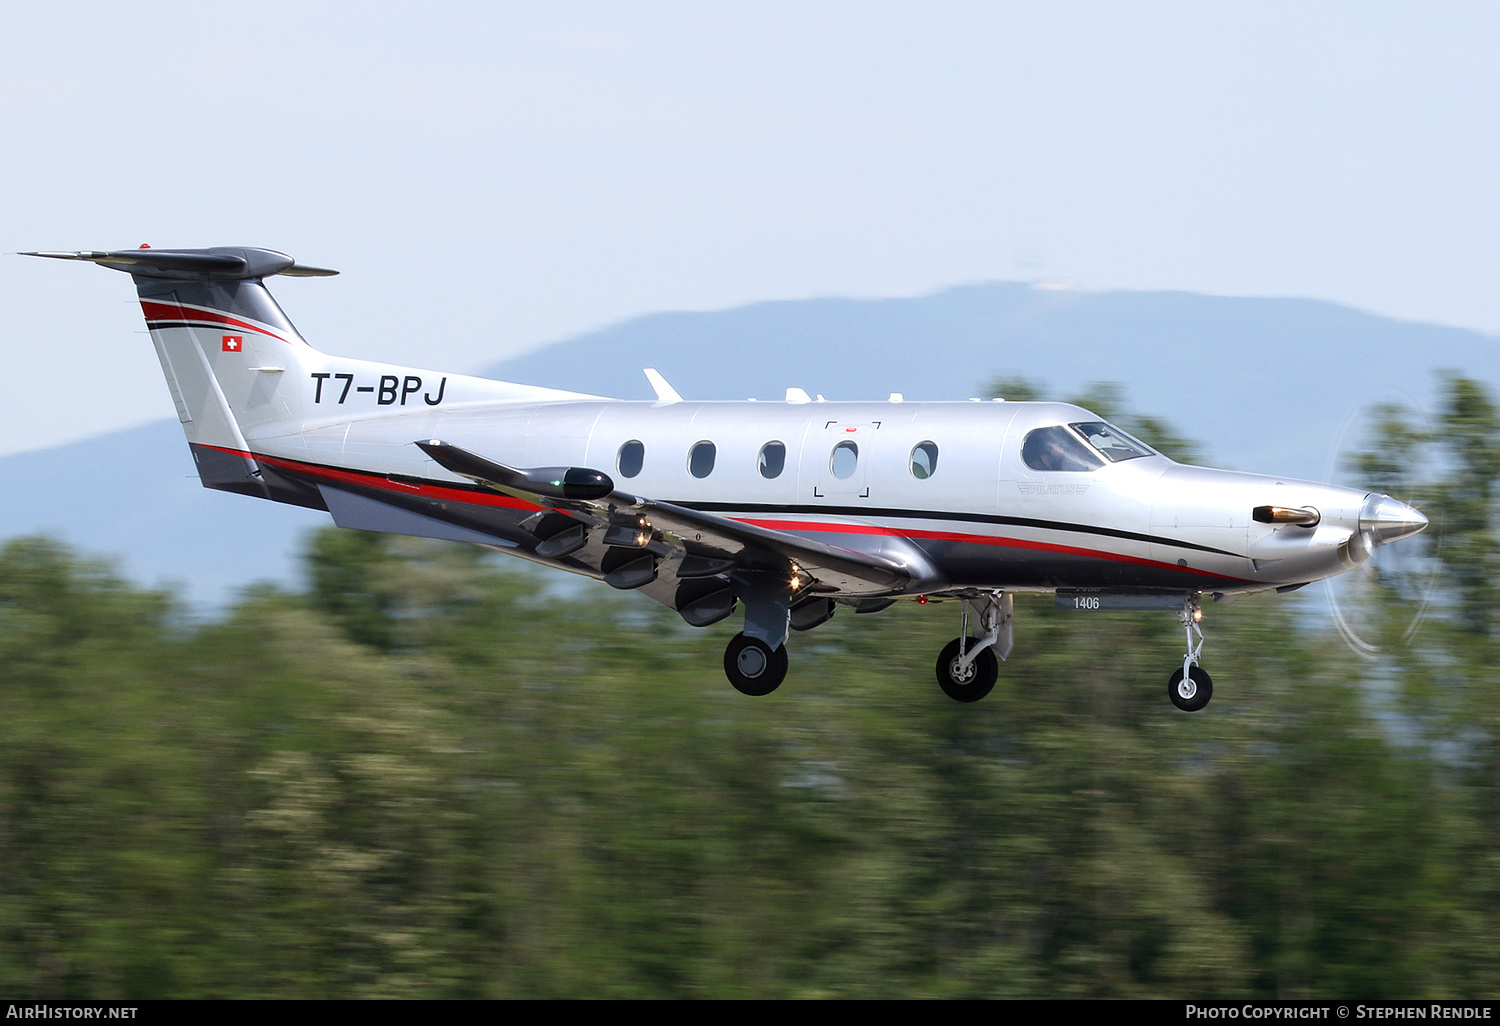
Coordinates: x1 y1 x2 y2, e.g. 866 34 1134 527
139 300 293 345
195 444 544 512
199 445 1249 584
738 517 1247 583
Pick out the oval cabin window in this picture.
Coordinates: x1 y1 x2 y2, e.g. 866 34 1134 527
758 441 786 479
830 440 859 480
689 440 717 479
910 441 939 479
617 440 644 478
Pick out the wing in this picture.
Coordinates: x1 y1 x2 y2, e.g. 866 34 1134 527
412 440 915 598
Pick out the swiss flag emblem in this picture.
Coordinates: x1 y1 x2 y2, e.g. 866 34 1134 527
222 335 243 352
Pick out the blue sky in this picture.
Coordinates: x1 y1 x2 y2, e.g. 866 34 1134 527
4 2 1499 456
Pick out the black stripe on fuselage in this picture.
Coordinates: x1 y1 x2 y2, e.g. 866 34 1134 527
212 448 1243 561
674 501 1244 559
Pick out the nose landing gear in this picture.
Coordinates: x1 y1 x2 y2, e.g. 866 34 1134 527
1168 596 1212 711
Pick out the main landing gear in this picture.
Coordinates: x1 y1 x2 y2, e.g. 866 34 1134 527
935 593 1013 703
721 573 795 696
1168 595 1212 712
724 633 788 696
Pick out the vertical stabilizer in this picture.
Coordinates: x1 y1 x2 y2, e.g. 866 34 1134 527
138 276 321 498
24 247 336 500
138 277 313 441
23 246 606 508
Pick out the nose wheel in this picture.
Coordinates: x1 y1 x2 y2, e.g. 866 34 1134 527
1168 665 1213 712
1169 596 1212 711
724 633 788 696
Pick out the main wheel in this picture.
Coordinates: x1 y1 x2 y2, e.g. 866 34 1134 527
936 636 998 703
724 633 788 696
1168 665 1213 712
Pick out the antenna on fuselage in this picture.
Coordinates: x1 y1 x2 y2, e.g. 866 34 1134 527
643 368 682 403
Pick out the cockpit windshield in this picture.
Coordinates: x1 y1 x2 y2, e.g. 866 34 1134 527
1070 421 1155 462
1021 421 1156 472
1021 426 1104 472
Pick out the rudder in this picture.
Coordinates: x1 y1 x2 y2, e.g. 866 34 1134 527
24 246 337 501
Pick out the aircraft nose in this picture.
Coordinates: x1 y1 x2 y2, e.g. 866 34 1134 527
1360 493 1429 547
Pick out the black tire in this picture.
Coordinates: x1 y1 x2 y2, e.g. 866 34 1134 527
936 636 998 703
724 633 788 696
1168 665 1213 712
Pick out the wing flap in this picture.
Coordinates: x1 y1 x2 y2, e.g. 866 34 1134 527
415 440 912 595
640 499 909 593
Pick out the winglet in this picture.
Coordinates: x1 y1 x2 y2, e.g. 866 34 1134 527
643 368 683 403
785 387 812 404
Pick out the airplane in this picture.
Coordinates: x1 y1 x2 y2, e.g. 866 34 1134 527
24 245 1430 711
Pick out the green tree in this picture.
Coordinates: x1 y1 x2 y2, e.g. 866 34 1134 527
979 375 1203 463
1347 375 1500 634
4 420 1499 1000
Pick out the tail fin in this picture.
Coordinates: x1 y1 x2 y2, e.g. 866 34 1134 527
26 246 606 507
26 247 337 501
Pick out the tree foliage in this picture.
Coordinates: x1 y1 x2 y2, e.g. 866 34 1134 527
1348 375 1500 634
980 375 1203 464
1 377 1497 998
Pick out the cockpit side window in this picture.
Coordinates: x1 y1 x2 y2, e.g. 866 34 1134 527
1021 426 1105 472
1070 421 1155 462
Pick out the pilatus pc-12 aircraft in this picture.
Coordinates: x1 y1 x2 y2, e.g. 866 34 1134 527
27 246 1430 711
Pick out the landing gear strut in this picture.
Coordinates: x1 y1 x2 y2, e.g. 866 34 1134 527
935 592 1012 703
1168 595 1212 712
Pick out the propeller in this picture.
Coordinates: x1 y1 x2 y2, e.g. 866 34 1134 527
1323 404 1442 658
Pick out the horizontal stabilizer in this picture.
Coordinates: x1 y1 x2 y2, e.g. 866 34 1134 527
21 247 337 281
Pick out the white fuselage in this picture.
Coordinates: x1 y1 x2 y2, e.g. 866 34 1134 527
249 390 1374 597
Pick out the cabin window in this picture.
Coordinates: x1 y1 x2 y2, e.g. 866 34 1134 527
617 440 644 478
1021 426 1103 473
830 440 859 479
689 440 717 478
1071 421 1155 462
759 441 786 479
910 441 939 479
